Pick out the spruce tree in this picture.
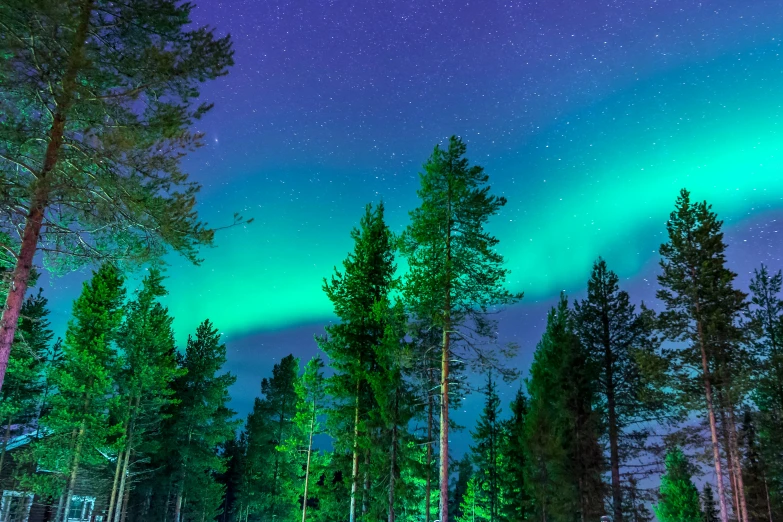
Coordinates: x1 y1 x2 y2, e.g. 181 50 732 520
657 188 749 522
285 356 326 522
401 136 521 522
452 455 473 521
524 294 603 522
470 371 502 522
701 483 719 522
573 258 661 522
29 263 125 519
163 320 238 522
654 447 701 522
499 388 530 522
748 264 783 516
108 269 181 522
318 202 396 522
456 476 490 522
0 0 239 393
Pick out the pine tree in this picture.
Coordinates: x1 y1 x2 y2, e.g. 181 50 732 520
573 258 661 522
470 371 502 522
401 136 521 522
524 294 603 522
701 483 719 522
748 265 783 517
163 320 238 522
285 356 326 522
108 269 182 522
318 202 396 522
499 388 530 522
27 263 125 518
739 408 775 522
654 447 701 522
0 0 240 393
657 188 749 522
456 476 490 522
452 455 473 521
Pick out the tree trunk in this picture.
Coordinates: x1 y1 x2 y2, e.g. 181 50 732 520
726 406 750 522
0 0 94 394
62 419 87 522
719 406 740 520
439 324 450 522
107 448 124 522
602 309 623 522
114 426 134 522
349 386 360 522
174 483 184 522
388 392 398 522
54 493 64 522
695 315 730 522
119 479 130 522
426 367 433 522
362 450 370 517
301 397 316 522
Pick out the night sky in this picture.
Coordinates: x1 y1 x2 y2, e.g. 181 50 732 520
42 0 783 454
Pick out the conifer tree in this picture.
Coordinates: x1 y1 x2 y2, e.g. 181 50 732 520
701 483 719 522
452 455 473 521
285 356 326 522
0 0 239 393
401 136 521 522
654 448 701 522
28 263 125 519
524 294 603 522
748 264 783 516
318 202 396 522
657 189 749 522
0 288 53 476
573 258 661 522
499 388 530 522
456 476 490 522
259 354 301 520
163 320 237 522
108 269 181 522
739 408 775 522
470 371 502 522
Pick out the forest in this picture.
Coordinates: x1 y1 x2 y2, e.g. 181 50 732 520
0 1 780 522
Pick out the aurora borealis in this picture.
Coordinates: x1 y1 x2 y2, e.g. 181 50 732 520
42 0 783 423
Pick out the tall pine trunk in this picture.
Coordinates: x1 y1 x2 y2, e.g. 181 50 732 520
62 419 87 522
426 367 433 522
439 324 450 522
301 397 316 522
107 448 124 522
0 0 94 392
120 479 130 522
602 311 623 522
362 450 370 516
114 408 136 522
726 405 749 522
349 387 360 522
174 486 183 522
695 314 730 522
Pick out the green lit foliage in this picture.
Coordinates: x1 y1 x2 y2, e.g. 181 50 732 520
654 447 701 522
524 294 604 522
111 269 182 522
455 476 491 522
318 202 397 521
24 264 125 506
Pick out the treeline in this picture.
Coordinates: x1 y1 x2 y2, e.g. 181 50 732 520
0 264 236 521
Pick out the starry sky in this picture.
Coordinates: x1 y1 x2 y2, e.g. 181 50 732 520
42 0 783 453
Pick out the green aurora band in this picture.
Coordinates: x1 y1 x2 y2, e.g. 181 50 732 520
49 42 783 340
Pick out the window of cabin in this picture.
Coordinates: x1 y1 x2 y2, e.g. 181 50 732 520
67 496 95 522
1 490 33 522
